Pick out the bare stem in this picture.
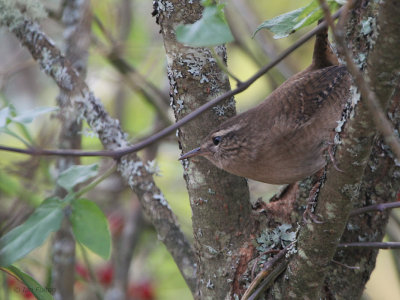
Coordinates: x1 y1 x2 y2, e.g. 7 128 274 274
338 242 400 249
350 202 400 216
0 9 343 159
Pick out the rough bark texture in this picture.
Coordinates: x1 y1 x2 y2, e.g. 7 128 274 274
274 0 400 298
2 0 399 298
153 1 254 299
0 0 197 292
324 0 400 297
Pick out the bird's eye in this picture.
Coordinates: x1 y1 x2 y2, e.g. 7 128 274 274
212 136 222 146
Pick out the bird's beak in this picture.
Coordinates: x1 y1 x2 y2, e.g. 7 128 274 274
179 147 205 160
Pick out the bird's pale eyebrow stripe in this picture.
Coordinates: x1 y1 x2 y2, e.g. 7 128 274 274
212 124 242 137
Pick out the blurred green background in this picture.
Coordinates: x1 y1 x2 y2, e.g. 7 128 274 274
0 0 399 299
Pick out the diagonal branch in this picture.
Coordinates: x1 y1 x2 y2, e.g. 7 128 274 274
0 1 197 291
280 1 400 298
319 0 400 161
0 9 343 159
93 15 172 125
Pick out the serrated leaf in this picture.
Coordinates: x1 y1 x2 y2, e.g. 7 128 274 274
0 197 63 266
176 4 234 47
57 163 99 192
3 265 53 300
11 106 58 124
70 198 111 260
254 0 339 39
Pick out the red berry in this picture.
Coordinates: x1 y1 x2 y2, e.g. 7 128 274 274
75 262 89 281
128 281 155 300
22 287 34 299
6 275 17 287
96 264 114 286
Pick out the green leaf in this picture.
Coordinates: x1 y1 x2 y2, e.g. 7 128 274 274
0 170 20 196
57 163 99 192
3 265 54 300
176 4 234 47
11 106 58 124
0 106 11 127
254 0 339 39
201 0 213 6
0 127 31 147
70 198 111 260
0 197 64 266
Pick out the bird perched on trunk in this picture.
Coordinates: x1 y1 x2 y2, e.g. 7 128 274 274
180 26 351 185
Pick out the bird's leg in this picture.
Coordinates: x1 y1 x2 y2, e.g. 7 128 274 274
326 142 344 173
303 172 324 224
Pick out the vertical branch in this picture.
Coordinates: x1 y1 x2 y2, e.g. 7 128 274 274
319 0 400 160
154 1 254 298
105 2 148 298
278 1 400 298
107 200 144 300
0 0 197 293
51 0 91 299
323 0 400 293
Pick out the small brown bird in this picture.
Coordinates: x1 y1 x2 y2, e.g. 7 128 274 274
180 27 351 185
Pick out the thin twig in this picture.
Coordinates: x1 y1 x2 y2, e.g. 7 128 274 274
338 242 400 249
209 47 242 85
242 245 291 300
247 261 289 300
331 259 360 270
78 242 103 300
75 163 117 198
0 145 116 157
0 6 197 290
318 0 400 161
0 9 343 159
229 0 298 78
93 15 172 125
350 202 400 216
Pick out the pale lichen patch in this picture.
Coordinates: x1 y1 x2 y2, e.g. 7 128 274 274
153 192 170 208
53 66 74 91
145 160 161 176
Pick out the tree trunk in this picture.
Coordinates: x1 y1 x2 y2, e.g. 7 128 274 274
154 1 254 299
155 0 400 298
275 0 400 298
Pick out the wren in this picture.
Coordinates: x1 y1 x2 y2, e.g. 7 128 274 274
180 26 351 185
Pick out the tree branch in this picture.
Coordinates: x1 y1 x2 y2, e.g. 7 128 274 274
93 15 172 125
338 242 400 249
0 1 197 291
319 0 400 161
0 9 343 159
350 202 400 216
51 0 91 298
279 0 400 297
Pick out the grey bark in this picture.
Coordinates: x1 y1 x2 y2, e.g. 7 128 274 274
52 1 91 299
153 1 254 299
277 1 400 298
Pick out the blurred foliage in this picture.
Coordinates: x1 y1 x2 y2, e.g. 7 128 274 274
0 0 398 299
